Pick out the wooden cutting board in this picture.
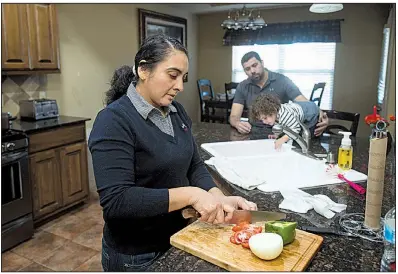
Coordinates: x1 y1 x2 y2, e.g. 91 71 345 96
170 221 323 271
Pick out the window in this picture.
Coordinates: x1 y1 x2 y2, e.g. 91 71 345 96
377 27 390 106
232 43 337 110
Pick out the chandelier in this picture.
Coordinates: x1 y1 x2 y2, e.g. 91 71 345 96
309 4 343 13
221 5 267 31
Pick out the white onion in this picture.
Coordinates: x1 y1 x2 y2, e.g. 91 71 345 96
248 233 283 260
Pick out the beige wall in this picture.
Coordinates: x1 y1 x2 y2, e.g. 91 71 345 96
46 3 199 128
198 4 389 137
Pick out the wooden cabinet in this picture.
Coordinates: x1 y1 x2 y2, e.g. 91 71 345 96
30 149 62 219
28 123 89 223
1 3 60 73
1 4 30 70
27 4 59 70
60 142 89 206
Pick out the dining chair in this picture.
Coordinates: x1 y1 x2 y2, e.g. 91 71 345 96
223 82 239 121
323 110 360 136
310 82 326 107
224 82 239 95
197 79 227 123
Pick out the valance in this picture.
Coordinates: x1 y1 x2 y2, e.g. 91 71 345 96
223 19 344 46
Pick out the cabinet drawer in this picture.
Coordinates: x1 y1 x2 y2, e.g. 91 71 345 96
29 123 85 154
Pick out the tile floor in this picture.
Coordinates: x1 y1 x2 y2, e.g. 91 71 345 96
2 197 104 272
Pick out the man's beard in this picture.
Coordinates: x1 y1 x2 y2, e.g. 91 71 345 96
250 70 265 83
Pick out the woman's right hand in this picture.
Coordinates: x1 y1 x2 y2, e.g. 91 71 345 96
189 188 225 224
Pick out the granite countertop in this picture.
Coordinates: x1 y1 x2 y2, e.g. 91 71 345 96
11 116 91 134
148 122 396 272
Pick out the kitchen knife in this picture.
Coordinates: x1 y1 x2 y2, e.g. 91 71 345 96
181 207 286 224
300 225 355 237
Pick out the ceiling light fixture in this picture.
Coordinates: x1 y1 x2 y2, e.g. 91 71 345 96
309 4 344 13
221 5 267 31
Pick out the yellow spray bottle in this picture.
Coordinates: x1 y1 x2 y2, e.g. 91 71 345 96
338 131 353 170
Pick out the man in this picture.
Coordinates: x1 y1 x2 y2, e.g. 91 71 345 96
229 51 329 136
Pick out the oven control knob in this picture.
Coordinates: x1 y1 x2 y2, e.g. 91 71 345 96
6 143 15 150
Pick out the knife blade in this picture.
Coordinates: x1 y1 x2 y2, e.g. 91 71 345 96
300 225 356 237
181 207 286 224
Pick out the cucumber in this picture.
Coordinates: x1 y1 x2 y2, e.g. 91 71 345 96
264 221 297 245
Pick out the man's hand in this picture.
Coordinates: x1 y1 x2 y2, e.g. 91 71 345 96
236 121 252 134
230 130 250 141
314 111 329 136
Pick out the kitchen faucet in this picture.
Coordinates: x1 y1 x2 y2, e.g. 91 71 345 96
271 119 311 154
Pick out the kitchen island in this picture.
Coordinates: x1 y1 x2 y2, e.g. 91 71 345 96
148 122 396 272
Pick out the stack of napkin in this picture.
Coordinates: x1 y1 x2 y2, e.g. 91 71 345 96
204 157 265 190
279 188 347 219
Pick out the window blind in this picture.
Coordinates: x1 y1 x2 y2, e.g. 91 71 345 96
232 43 337 110
377 27 391 105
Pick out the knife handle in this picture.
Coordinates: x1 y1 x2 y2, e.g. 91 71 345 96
300 225 338 235
181 207 229 219
182 207 201 219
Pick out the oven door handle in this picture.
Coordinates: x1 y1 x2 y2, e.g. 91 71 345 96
2 150 28 165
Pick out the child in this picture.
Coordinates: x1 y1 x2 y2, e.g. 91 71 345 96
250 94 320 150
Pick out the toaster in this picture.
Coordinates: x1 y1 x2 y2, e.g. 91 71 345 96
19 99 59 120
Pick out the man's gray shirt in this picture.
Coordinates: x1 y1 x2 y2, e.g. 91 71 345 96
233 70 303 110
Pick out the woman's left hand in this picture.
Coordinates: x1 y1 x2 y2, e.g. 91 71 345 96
220 196 258 223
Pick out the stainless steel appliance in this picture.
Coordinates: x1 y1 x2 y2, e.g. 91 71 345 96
19 99 59 120
1 129 34 252
2 112 16 131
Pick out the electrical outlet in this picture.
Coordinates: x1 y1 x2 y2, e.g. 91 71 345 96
39 91 46 99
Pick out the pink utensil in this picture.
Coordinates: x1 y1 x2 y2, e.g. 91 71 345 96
326 164 366 195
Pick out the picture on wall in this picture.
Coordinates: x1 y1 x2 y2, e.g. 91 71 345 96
139 9 187 48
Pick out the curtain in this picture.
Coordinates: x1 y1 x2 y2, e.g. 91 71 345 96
223 19 344 46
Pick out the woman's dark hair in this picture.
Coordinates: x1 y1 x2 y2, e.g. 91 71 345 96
105 34 188 105
250 94 281 121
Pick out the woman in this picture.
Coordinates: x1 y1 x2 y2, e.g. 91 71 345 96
88 34 257 272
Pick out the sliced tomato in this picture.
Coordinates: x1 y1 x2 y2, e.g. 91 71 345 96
245 225 262 235
253 226 262 234
232 221 251 232
234 232 243 244
239 223 250 231
230 235 238 245
241 242 250 249
235 230 253 244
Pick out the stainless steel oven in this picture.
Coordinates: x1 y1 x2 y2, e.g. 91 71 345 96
1 130 34 252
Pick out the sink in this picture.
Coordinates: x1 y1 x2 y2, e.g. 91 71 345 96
290 147 324 162
201 140 367 193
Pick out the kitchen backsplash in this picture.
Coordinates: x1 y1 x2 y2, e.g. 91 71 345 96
2 75 47 117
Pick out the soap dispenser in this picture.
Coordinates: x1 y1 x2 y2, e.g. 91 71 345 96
338 131 353 170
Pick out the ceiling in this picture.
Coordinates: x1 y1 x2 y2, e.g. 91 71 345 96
167 3 310 14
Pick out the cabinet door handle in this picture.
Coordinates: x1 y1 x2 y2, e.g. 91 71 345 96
6 59 24 63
